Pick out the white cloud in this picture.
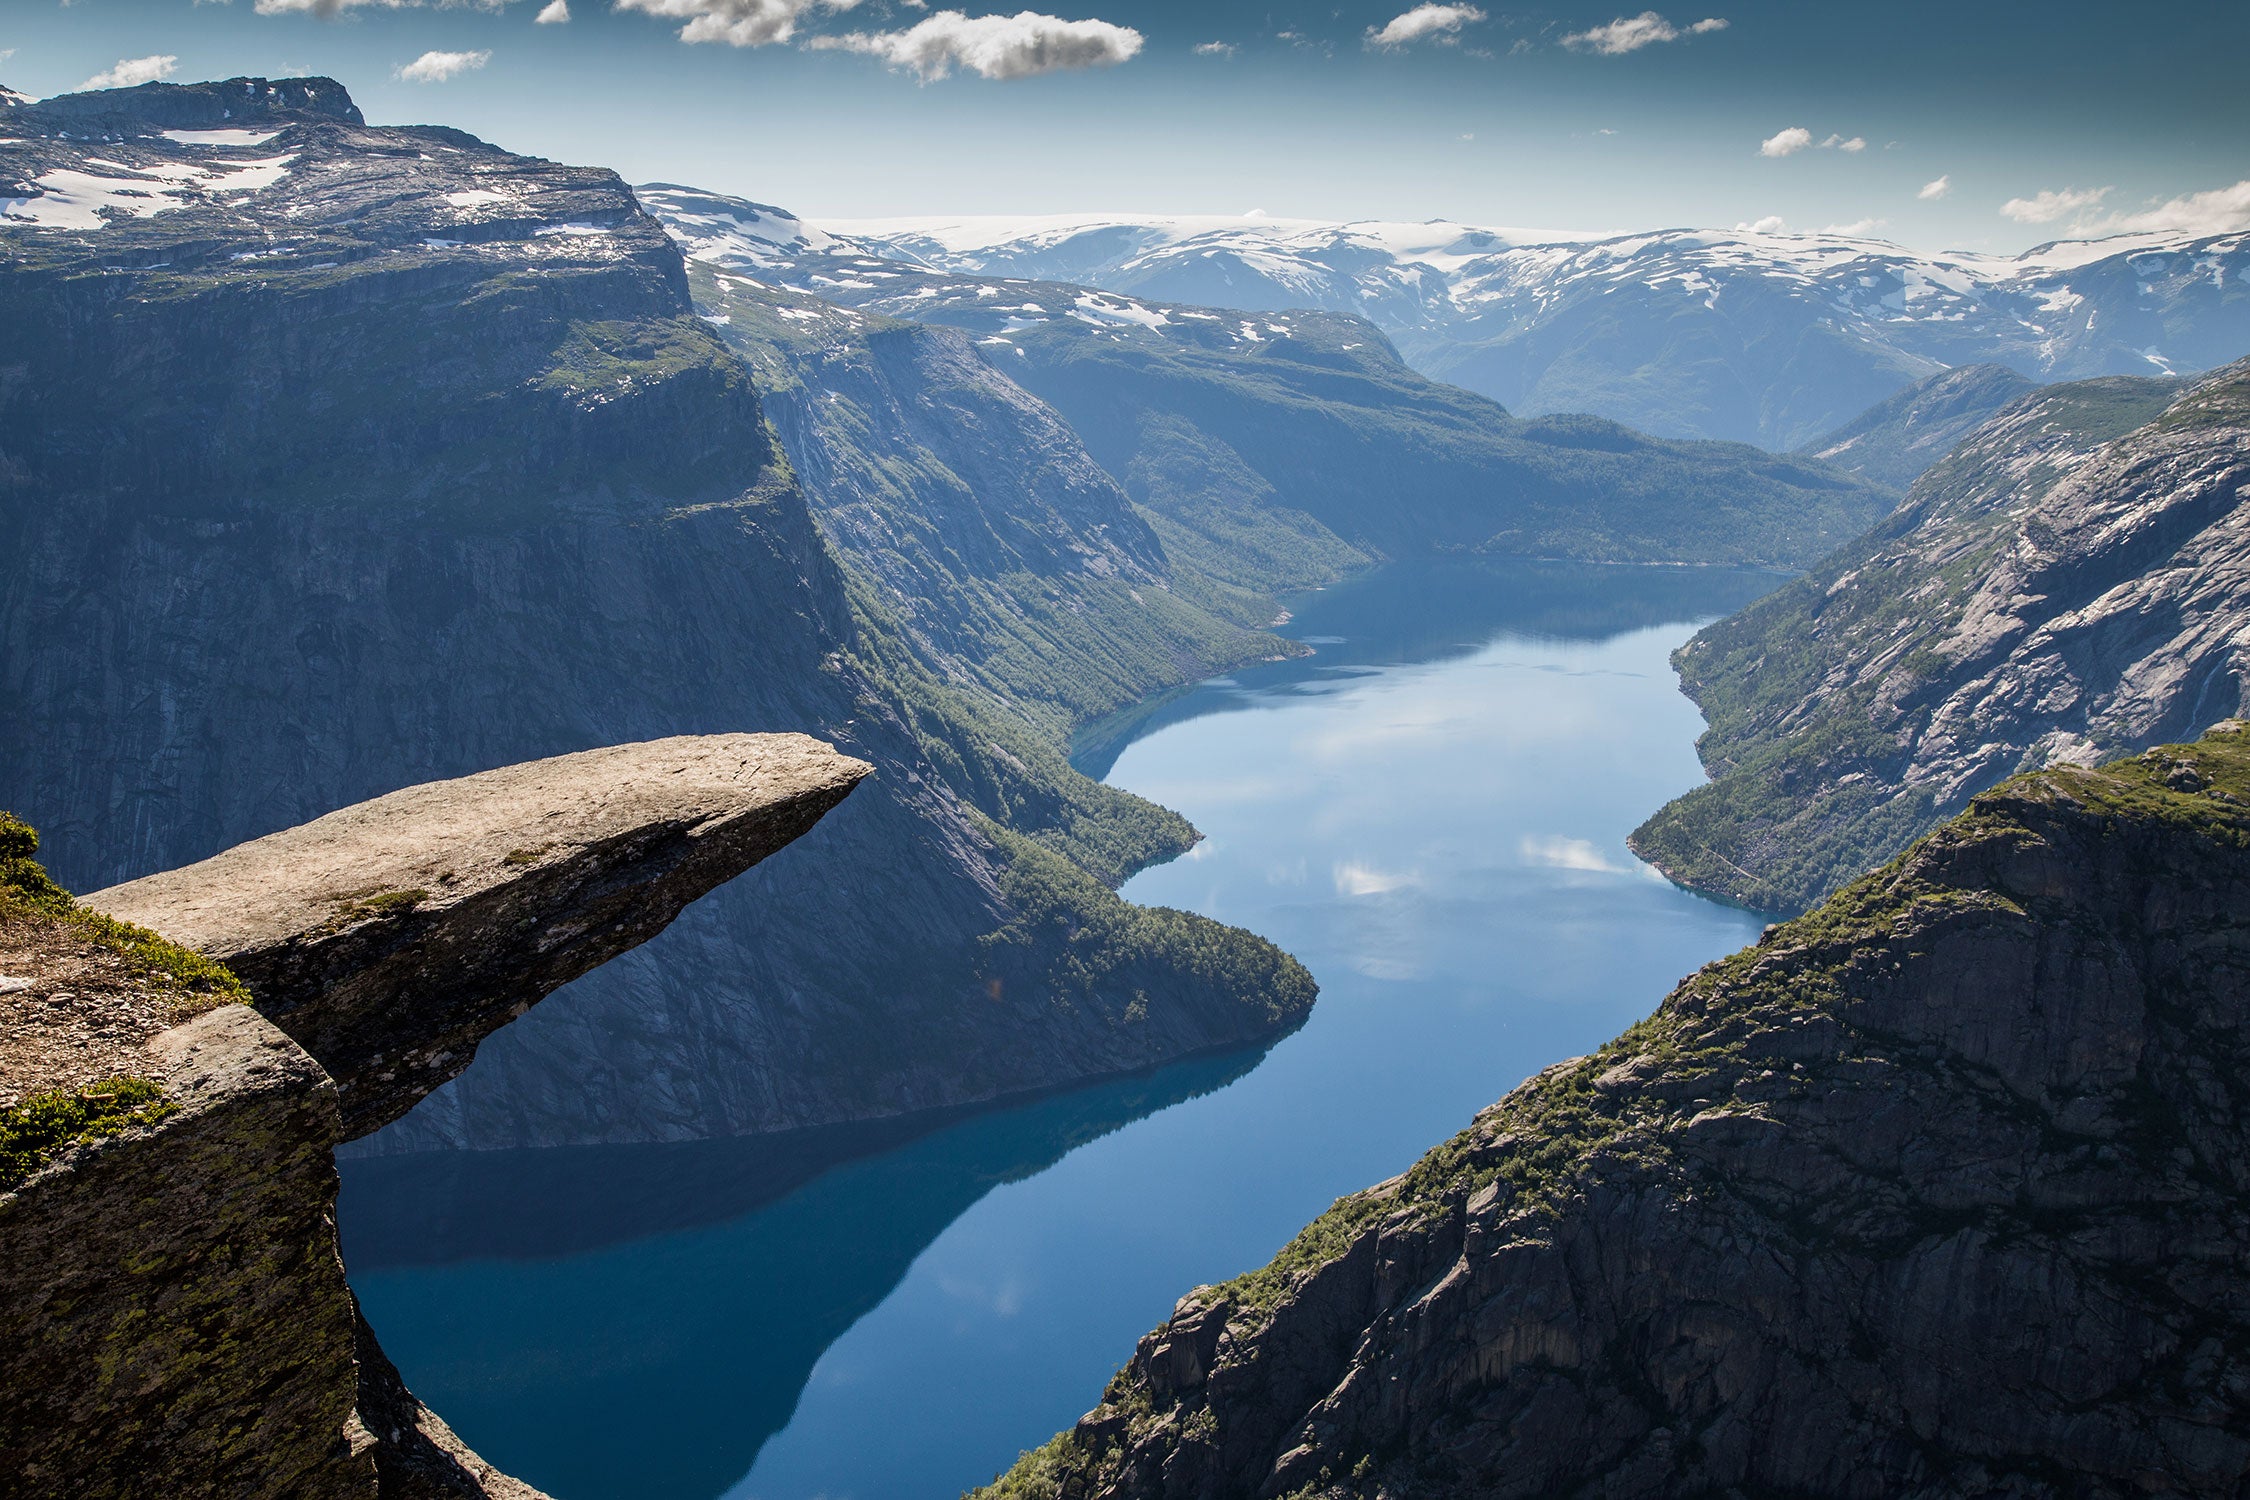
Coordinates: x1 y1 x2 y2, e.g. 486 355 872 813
1367 3 1486 49
810 10 1143 80
1518 835 1631 874
77 54 178 91
254 0 417 13
1562 10 1725 54
396 48 492 82
2077 179 2250 238
2000 185 2111 224
616 0 857 47
1192 39 1235 57
536 0 571 20
1334 860 1421 896
1819 132 1866 152
1917 174 1952 201
1735 214 1787 232
1758 125 1811 158
1823 217 1887 236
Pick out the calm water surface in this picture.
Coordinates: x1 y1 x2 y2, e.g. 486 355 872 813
342 558 1778 1500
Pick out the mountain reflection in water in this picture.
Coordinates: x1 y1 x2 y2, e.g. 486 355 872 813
343 1047 1268 1499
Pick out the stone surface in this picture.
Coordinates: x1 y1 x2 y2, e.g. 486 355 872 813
85 734 868 1138
989 723 2250 1499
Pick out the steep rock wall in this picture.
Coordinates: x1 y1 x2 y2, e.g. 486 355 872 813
0 77 1313 1151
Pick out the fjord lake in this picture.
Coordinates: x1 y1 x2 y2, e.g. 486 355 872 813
340 558 1780 1500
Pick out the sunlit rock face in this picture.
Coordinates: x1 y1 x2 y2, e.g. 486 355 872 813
1632 361 2250 915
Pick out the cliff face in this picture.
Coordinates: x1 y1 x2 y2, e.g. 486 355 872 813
985 722 2250 1500
681 259 1313 739
1631 361 2249 914
0 77 1312 1151
3 1004 368 1500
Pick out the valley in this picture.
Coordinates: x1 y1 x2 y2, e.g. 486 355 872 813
341 557 1774 1499
3 50 2249 1500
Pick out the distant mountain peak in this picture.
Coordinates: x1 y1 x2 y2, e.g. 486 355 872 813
4 75 364 135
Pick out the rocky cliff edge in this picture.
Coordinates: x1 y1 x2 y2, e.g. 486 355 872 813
0 733 866 1499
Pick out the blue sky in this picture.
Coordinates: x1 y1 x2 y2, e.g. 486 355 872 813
5 0 2246 251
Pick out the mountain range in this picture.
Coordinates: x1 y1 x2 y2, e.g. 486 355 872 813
815 210 2250 450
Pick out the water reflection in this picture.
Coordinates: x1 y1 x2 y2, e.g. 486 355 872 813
1071 557 1782 779
343 1048 1269 1499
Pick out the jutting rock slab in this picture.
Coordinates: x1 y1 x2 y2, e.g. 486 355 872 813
86 733 869 1139
4 733 865 1499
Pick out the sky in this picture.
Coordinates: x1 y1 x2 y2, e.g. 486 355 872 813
4 0 2246 253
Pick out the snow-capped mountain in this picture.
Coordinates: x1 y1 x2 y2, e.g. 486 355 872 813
635 182 841 267
816 213 2250 449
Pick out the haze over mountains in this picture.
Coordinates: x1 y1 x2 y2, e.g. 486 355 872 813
811 210 2250 450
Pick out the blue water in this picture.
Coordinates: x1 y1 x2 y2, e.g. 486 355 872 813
341 557 1778 1500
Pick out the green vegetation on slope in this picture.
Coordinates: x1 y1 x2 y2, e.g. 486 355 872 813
0 813 247 1007
833 573 1200 887
0 812 242 1191
692 274 1307 745
981 825 1316 1029
1792 362 2037 491
0 1076 174 1192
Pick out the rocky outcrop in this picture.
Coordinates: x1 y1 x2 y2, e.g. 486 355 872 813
983 722 2250 1499
1794 362 2040 490
85 734 867 1137
2 736 861 1499
1631 361 2247 914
